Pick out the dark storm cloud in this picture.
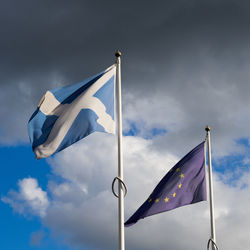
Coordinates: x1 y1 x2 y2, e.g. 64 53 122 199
1 0 250 145
1 0 249 84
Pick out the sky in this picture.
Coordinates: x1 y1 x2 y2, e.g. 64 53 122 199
1 0 250 249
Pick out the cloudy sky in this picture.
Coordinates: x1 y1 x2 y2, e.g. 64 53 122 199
1 0 250 249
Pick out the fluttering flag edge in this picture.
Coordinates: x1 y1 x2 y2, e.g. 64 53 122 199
124 141 206 227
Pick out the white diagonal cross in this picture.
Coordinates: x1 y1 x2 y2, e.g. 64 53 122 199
34 65 116 159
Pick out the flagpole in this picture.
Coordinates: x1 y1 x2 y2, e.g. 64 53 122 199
205 126 217 250
115 50 125 250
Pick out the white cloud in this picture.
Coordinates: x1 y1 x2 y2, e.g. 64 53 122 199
10 134 245 250
3 133 250 249
39 134 177 249
2 178 49 217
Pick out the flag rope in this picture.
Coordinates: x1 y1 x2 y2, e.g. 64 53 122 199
207 238 219 250
112 177 128 198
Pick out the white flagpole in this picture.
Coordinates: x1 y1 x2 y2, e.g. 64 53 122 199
115 50 125 250
205 126 217 250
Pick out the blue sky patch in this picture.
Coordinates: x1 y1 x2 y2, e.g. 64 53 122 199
213 138 250 187
124 120 167 139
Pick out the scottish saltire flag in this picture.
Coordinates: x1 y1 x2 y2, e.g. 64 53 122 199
125 141 206 226
28 65 116 159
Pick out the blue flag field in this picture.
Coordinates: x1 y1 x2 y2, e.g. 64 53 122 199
28 65 116 159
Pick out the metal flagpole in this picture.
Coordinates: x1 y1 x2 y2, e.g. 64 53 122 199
115 50 125 250
205 126 218 250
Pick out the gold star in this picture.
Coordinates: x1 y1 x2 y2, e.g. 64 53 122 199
148 198 152 203
155 198 159 203
164 197 169 202
172 192 176 198
169 168 173 172
176 168 180 172
180 173 184 178
178 183 182 189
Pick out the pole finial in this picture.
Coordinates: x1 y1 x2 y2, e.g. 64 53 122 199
205 125 211 132
115 50 122 58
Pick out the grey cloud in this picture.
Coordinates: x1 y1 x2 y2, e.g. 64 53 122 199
2 0 250 87
1 0 250 148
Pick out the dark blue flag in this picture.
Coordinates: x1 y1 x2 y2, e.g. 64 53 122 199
125 141 206 227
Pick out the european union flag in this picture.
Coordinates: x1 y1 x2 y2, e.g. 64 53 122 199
125 141 206 226
28 65 116 159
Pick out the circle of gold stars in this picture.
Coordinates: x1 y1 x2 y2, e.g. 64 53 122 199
147 167 184 205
